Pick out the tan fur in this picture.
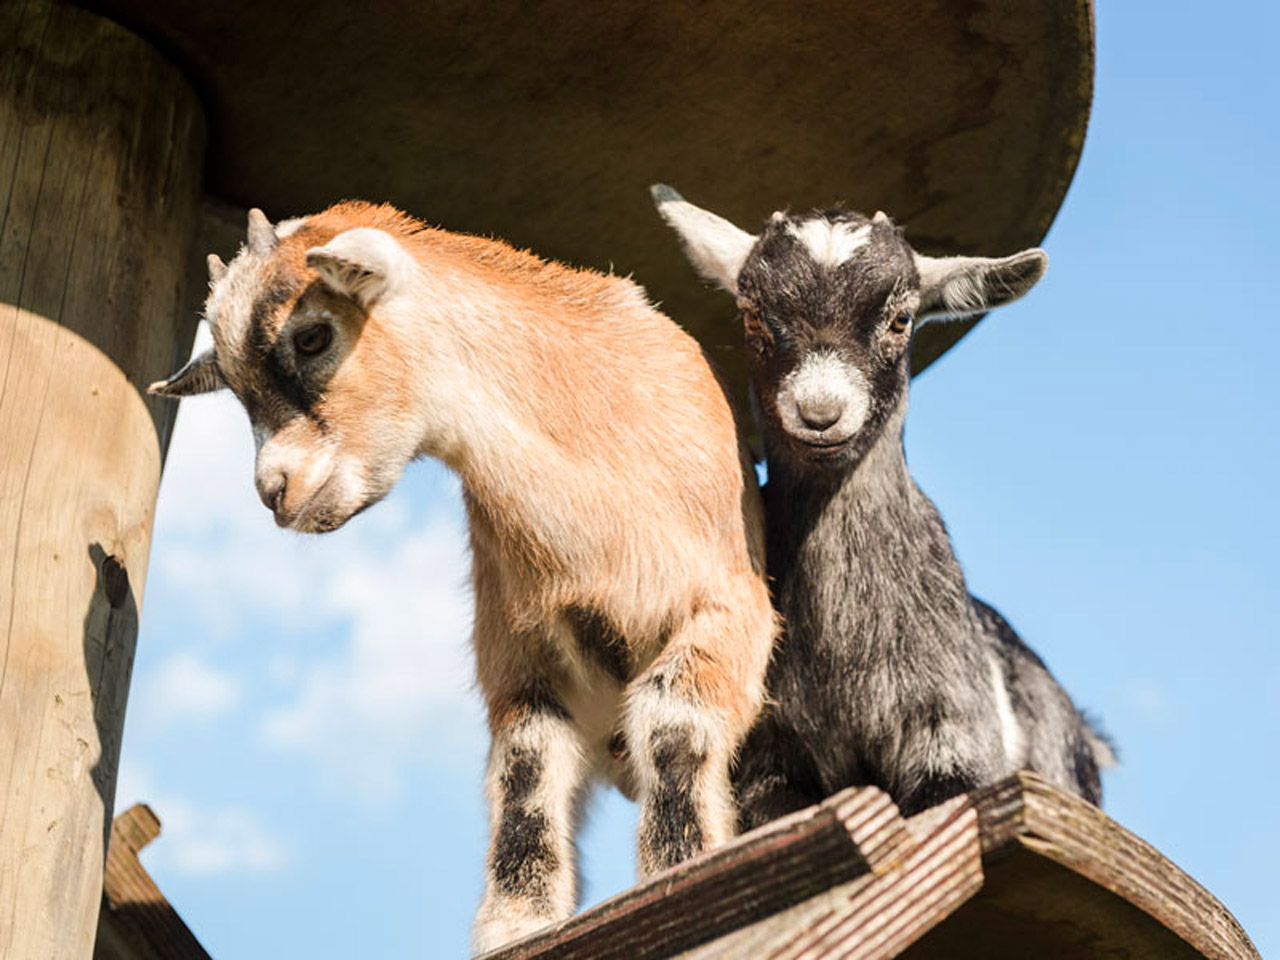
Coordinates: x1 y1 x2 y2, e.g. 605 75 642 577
175 202 778 952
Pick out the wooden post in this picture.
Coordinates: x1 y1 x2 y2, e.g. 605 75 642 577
0 2 205 957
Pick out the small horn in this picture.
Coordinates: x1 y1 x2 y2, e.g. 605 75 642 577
207 253 227 283
247 208 277 254
873 210 892 225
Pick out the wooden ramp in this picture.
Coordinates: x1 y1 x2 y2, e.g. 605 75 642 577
95 774 1258 959
481 773 1259 960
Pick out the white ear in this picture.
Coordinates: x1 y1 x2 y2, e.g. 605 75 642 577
914 248 1048 322
148 348 226 398
651 184 758 295
306 228 411 309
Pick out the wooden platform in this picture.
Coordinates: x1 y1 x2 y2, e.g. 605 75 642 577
480 773 1259 960
94 775 1259 959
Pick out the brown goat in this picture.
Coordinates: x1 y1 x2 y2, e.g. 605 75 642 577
150 202 778 952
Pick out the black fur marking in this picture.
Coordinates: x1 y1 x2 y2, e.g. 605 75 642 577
246 273 326 423
491 747 558 901
520 679 572 723
500 747 541 806
566 605 631 682
644 725 706 869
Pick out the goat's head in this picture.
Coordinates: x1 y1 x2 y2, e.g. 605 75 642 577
653 185 1047 469
150 206 425 532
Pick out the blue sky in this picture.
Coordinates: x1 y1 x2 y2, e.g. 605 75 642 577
121 4 1279 957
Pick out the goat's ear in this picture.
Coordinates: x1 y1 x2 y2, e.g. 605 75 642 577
306 228 410 309
914 248 1048 322
147 348 226 398
651 184 757 295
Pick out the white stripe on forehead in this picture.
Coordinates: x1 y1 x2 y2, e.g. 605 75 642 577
787 219 872 269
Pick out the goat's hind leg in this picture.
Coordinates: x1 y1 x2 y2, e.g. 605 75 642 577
472 683 587 954
732 712 825 832
625 596 771 877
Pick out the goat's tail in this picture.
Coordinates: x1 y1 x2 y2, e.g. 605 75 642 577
1081 712 1119 769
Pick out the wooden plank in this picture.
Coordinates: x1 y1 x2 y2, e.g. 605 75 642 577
94 805 213 960
682 795 982 960
481 786 906 960
968 772 1260 960
0 2 204 957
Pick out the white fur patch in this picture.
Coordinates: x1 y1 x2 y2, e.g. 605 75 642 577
778 352 869 439
989 655 1025 768
273 217 307 238
788 220 872 268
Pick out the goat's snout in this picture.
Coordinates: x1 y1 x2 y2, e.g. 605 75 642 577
256 468 288 517
777 353 869 448
796 396 845 432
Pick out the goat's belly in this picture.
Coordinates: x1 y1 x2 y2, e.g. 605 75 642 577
554 671 640 797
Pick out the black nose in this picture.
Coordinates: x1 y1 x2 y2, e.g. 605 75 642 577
797 398 844 431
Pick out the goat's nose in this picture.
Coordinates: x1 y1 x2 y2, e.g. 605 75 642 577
797 398 845 431
257 470 287 513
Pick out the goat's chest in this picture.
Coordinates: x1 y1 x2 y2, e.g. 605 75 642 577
768 492 984 784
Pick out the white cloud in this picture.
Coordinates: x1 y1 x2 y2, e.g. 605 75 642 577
135 652 242 725
1125 679 1176 728
258 509 485 802
145 323 486 804
114 763 288 878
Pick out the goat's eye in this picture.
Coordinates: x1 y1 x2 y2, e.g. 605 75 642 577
293 323 332 357
890 313 913 334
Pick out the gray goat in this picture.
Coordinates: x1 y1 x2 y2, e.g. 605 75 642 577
654 186 1114 825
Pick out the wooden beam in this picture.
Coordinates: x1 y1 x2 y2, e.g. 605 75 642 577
0 2 205 957
94 804 213 960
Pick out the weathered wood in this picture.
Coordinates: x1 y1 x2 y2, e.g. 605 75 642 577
481 786 909 960
0 2 205 957
94 804 213 960
488 773 1258 960
911 773 1259 960
682 795 982 960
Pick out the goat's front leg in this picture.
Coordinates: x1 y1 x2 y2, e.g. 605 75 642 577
472 683 587 955
625 598 769 877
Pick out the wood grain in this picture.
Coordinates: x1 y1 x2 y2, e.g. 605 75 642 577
481 786 903 960
683 795 982 960
0 2 204 956
970 773 1260 960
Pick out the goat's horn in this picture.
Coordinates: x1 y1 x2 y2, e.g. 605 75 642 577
873 210 892 224
247 208 277 254
207 253 227 282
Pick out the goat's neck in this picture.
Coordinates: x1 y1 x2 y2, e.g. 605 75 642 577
764 403 969 616
403 264 630 571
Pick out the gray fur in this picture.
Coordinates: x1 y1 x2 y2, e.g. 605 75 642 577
147 348 226 398
655 189 1112 824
